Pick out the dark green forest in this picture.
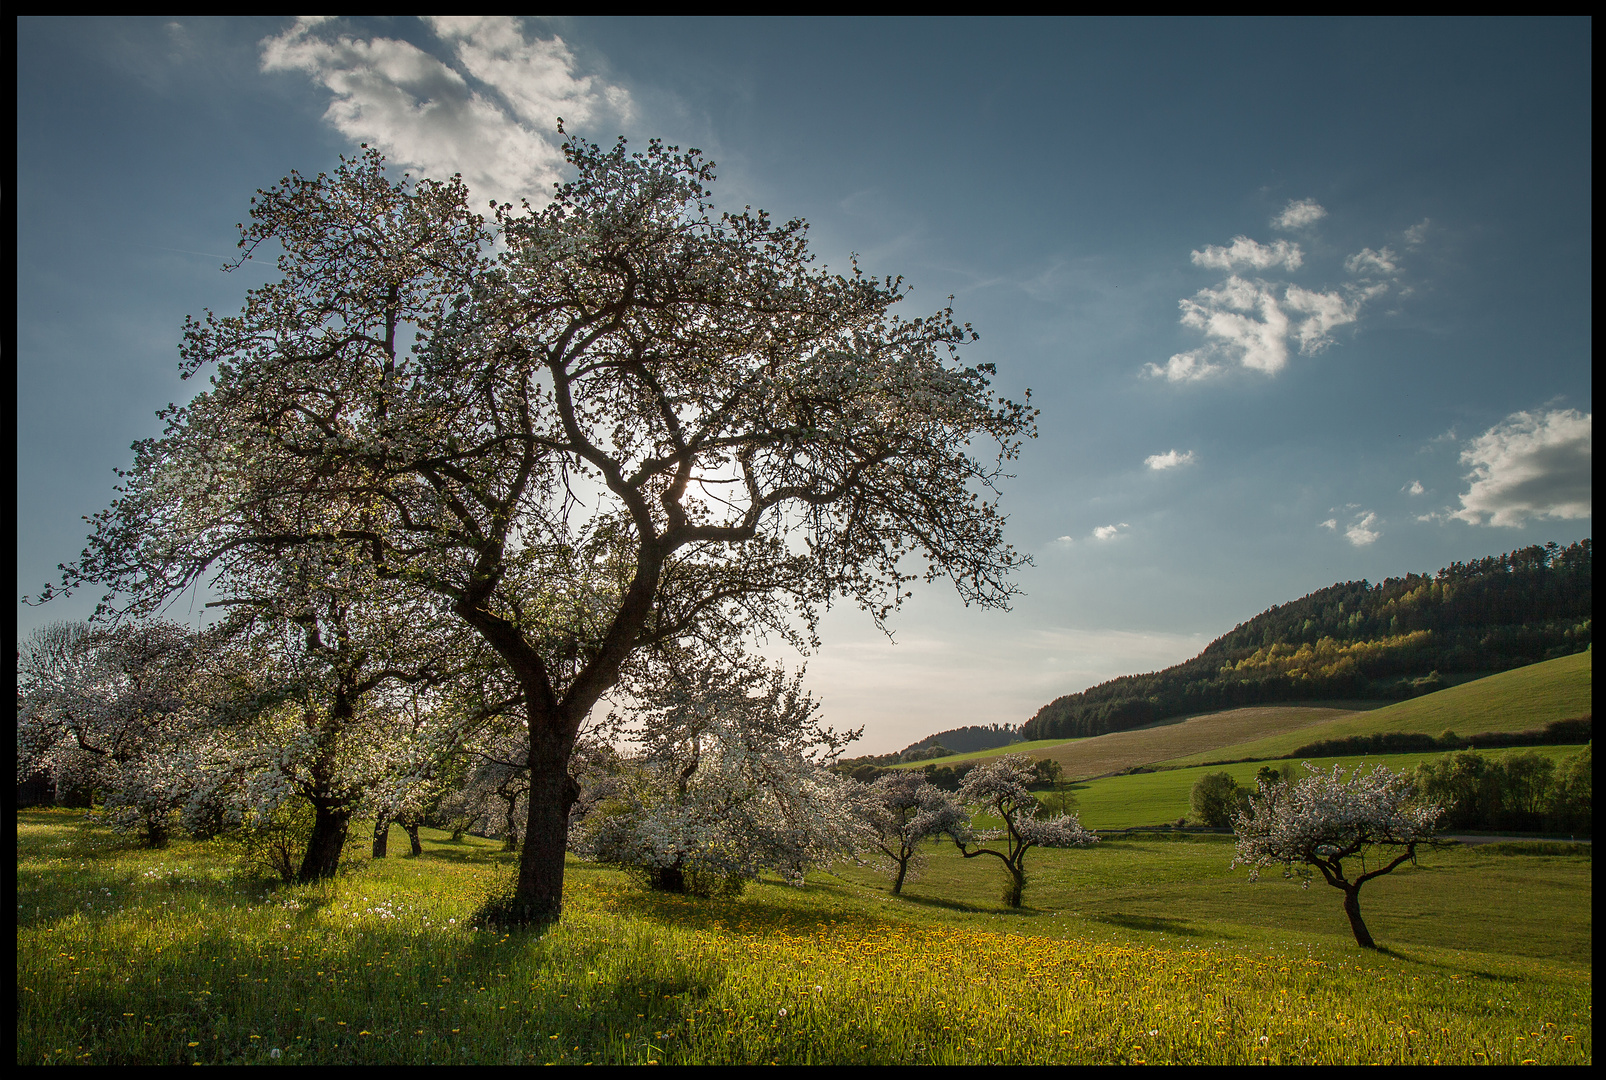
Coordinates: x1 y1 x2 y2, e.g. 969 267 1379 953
1021 541 1592 742
904 724 1022 756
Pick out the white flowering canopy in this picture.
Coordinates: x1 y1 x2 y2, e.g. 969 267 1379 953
1231 761 1446 887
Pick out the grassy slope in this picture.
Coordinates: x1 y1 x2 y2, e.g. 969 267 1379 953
15 811 1592 1065
890 705 1386 779
1058 744 1589 830
1159 649 1592 768
1033 704 1385 779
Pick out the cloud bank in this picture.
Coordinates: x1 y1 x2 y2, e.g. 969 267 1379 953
1451 409 1592 526
260 17 631 208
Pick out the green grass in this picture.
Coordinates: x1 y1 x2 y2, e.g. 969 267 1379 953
1055 745 1590 830
16 808 1592 1064
1160 650 1592 768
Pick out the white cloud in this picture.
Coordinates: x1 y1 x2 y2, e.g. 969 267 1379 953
1178 276 1291 374
1345 511 1381 546
1283 284 1361 353
1190 237 1303 272
1273 199 1327 230
1051 535 1075 548
1451 409 1592 526
260 17 630 208
1144 449 1196 470
1403 480 1425 495
1092 523 1129 541
1143 351 1221 382
1345 246 1400 276
1173 276 1358 376
1404 218 1431 247
1319 518 1338 530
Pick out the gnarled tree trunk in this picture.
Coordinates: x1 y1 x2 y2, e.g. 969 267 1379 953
298 799 352 882
372 815 391 858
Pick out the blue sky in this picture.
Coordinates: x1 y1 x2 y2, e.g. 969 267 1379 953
16 18 1592 752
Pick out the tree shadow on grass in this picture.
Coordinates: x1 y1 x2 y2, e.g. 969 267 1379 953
1365 945 1518 983
1087 912 1211 937
601 885 902 940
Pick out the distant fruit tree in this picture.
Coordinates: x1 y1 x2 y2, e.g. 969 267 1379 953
1230 762 1447 948
955 754 1097 908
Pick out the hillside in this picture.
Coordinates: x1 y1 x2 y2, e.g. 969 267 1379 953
1159 648 1593 767
1033 704 1380 780
1023 541 1591 742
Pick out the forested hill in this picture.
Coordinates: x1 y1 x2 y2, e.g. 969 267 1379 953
1021 541 1592 742
905 724 1022 756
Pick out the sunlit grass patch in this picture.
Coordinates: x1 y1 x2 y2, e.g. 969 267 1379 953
15 809 1592 1065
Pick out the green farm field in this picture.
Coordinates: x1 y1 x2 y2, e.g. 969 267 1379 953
1056 745 1590 830
16 808 1591 1065
1160 649 1592 768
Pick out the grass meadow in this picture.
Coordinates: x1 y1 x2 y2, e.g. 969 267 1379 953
16 808 1591 1065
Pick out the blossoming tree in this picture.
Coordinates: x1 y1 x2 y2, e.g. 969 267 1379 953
45 131 1035 922
955 754 1098 908
862 770 970 894
572 652 871 895
1230 762 1447 948
17 620 204 846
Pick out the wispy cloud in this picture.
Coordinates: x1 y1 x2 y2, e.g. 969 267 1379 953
1403 218 1431 248
1144 351 1221 382
1190 237 1303 272
1319 518 1338 531
1403 480 1425 495
1092 523 1130 541
1450 409 1592 526
1344 247 1400 275
1345 511 1381 546
1273 198 1327 230
260 17 630 208
1144 449 1196 470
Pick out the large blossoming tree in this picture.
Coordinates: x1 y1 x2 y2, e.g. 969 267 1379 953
44 131 1036 923
1230 762 1447 948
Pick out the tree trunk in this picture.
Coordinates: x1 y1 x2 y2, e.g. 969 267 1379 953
298 801 351 882
405 821 422 856
512 762 581 923
144 815 171 849
892 856 909 895
1342 885 1376 949
653 863 688 893
1004 864 1026 909
372 815 391 858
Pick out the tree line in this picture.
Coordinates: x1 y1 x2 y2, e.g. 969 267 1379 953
1023 541 1592 742
1191 744 1592 835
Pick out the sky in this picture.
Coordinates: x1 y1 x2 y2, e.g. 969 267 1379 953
16 18 1593 754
